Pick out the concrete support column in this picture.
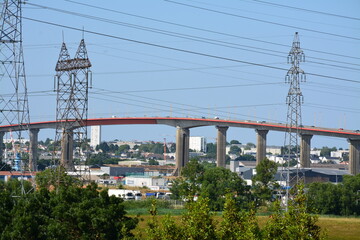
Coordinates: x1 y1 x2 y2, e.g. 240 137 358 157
29 128 40 171
216 126 229 168
300 134 313 168
174 127 190 176
349 139 360 175
0 132 4 162
256 129 269 165
61 129 74 170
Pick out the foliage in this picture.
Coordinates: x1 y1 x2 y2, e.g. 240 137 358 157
205 142 216 154
144 188 326 240
218 194 260 240
181 198 217 240
230 140 241 144
118 144 130 153
0 175 137 239
87 152 118 165
148 159 159 165
228 145 241 155
171 159 248 211
200 167 248 210
263 185 325 240
36 167 80 190
252 158 278 205
235 154 256 161
96 142 110 153
320 146 337 157
307 174 360 216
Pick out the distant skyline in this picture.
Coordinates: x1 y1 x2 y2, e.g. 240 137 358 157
7 0 360 148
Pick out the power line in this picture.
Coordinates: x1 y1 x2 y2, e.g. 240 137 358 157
22 16 360 84
165 0 360 41
63 0 360 60
251 0 360 21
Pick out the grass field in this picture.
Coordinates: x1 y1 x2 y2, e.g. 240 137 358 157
132 214 360 239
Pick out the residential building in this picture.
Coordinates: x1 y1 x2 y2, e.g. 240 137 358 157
189 136 207 152
90 126 101 148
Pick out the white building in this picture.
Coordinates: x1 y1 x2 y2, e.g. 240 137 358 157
90 126 101 148
124 176 167 189
189 136 207 152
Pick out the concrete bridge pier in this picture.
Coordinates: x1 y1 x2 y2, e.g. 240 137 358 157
349 139 360 175
174 126 190 176
216 126 229 168
29 128 40 171
256 129 268 165
300 134 312 168
0 132 4 162
61 129 74 170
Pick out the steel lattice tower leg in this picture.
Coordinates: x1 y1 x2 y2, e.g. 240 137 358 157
54 39 91 172
281 32 306 211
0 0 30 172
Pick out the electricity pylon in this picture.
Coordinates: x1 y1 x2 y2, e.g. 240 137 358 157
54 38 91 179
281 32 306 211
0 0 31 175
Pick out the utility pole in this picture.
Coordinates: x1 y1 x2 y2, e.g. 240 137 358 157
281 32 306 211
0 0 31 173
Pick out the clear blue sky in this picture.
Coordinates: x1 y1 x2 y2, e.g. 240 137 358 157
21 0 360 149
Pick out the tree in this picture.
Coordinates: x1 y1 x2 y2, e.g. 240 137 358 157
320 146 337 157
171 159 248 210
169 143 176 153
1 173 138 240
118 144 130 153
235 154 256 161
263 185 325 240
218 194 260 240
148 159 159 165
252 158 278 205
246 142 256 149
230 140 241 144
307 174 360 216
200 167 248 210
98 142 110 153
206 143 216 154
228 145 241 155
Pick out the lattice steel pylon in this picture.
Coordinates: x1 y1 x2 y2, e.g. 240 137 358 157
0 0 31 173
54 39 91 174
281 32 306 211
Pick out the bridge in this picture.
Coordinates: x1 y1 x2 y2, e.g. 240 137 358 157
1 117 359 175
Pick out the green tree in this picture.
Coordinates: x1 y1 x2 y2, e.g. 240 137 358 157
236 154 256 161
98 142 110 153
181 198 217 240
218 194 260 240
0 174 138 240
200 167 247 210
35 167 80 190
171 159 248 210
320 146 337 157
148 159 159 165
230 140 241 144
228 145 241 155
118 144 130 153
206 143 216 154
252 158 278 205
307 174 360 216
263 185 325 240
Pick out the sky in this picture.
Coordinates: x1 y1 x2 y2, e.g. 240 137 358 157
10 0 360 148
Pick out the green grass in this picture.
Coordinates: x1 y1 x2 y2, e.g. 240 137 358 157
131 212 360 239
